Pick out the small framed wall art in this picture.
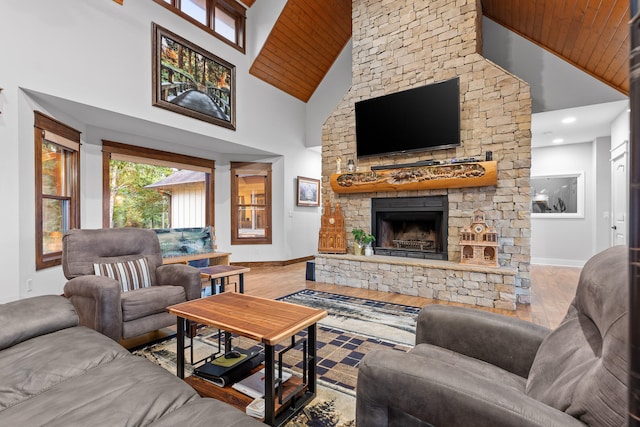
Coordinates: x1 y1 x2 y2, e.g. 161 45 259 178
297 176 320 207
152 23 236 130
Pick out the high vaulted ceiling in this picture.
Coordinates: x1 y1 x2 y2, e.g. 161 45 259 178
249 0 629 103
249 0 352 103
482 0 629 96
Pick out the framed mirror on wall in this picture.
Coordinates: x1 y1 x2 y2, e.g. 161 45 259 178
531 172 584 219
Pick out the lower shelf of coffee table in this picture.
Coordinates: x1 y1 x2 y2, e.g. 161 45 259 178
184 368 307 418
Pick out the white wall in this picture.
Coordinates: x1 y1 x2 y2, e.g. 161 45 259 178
611 105 631 149
531 142 598 266
594 136 612 253
0 0 344 302
306 40 353 148
482 17 626 113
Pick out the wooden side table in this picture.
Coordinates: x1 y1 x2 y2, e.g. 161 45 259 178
199 265 250 294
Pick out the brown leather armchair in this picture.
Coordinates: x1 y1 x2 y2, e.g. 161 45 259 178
356 245 628 426
62 228 202 342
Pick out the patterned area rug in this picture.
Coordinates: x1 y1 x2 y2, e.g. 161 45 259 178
133 290 420 426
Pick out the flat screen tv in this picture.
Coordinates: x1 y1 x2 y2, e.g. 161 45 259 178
355 77 460 158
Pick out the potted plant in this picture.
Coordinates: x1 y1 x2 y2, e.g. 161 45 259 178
352 228 376 256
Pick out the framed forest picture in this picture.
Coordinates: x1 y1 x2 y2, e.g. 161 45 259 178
152 23 236 130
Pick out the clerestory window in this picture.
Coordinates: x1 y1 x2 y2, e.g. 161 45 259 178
154 0 246 53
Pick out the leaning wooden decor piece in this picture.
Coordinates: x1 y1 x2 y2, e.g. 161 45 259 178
318 202 347 254
330 161 497 194
459 210 498 267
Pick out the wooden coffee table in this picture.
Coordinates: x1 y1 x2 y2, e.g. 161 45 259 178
168 293 327 426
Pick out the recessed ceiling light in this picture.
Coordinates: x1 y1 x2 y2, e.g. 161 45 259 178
552 138 564 144
561 117 576 124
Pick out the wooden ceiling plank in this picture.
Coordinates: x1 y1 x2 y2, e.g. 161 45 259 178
481 0 628 97
303 0 351 43
577 0 620 67
610 61 630 92
255 55 319 93
269 7 338 68
566 0 602 63
252 36 325 89
531 0 548 41
249 0 354 102
257 46 324 90
267 28 332 81
483 0 507 26
270 22 336 75
249 61 309 99
541 0 559 42
522 0 537 37
285 1 348 55
601 42 629 82
250 61 312 102
544 0 569 54
336 0 353 23
587 3 630 74
267 30 330 74
557 0 584 55
585 2 628 73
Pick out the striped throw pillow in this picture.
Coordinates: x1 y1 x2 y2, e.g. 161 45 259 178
93 257 151 292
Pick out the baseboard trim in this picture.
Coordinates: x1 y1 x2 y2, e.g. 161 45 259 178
531 257 586 268
231 255 314 268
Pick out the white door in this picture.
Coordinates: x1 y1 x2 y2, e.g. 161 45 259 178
611 141 628 245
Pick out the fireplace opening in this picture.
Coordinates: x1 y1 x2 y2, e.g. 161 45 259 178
371 196 448 260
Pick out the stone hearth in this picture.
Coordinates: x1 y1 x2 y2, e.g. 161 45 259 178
315 254 517 310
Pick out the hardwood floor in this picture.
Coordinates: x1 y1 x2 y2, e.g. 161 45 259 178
122 262 580 349
240 261 582 330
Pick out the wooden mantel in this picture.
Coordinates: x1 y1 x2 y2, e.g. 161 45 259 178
329 161 497 194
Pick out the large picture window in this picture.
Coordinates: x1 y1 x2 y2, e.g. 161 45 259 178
34 112 81 270
231 162 272 245
102 141 215 229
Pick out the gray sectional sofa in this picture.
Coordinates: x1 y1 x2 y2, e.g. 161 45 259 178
0 294 262 426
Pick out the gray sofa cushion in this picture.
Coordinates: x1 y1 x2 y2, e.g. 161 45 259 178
121 285 186 322
0 322 261 426
526 245 628 426
0 295 78 351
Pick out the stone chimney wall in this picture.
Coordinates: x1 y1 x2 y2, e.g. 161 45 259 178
321 0 532 303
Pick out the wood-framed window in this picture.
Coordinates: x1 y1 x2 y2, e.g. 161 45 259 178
154 0 247 53
231 162 272 245
34 112 81 270
101 141 215 229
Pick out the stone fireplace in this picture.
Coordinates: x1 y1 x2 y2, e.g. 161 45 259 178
372 196 448 260
315 0 532 310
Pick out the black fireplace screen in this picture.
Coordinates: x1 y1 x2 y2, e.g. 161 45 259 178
371 196 448 260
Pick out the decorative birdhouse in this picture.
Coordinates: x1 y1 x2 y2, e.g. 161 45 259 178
459 210 498 267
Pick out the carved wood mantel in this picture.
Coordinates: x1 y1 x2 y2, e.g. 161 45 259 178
329 161 497 194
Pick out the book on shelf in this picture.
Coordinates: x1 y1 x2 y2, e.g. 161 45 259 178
193 351 264 387
246 398 265 418
231 367 293 399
